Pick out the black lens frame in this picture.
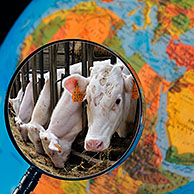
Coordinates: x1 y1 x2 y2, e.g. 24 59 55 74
4 39 144 181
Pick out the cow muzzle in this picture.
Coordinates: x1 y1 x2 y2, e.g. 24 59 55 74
85 140 104 151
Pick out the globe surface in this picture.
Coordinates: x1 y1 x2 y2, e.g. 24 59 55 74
0 0 194 193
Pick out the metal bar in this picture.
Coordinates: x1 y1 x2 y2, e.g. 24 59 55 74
82 42 87 77
92 55 112 61
64 42 70 77
72 41 75 65
92 54 116 64
37 78 41 95
17 72 21 92
21 67 26 93
54 45 58 103
31 55 38 104
39 50 45 90
11 81 17 98
49 46 54 114
81 42 88 132
15 73 21 95
60 73 65 97
26 61 30 83
111 55 117 65
58 42 70 98
87 44 94 76
49 45 58 113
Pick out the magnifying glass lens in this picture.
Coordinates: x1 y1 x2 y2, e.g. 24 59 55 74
5 40 144 183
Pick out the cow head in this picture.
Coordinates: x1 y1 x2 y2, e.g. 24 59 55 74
20 123 45 154
40 131 71 168
9 89 24 116
15 118 28 142
64 63 134 152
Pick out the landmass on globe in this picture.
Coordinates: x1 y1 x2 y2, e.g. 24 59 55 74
0 0 194 193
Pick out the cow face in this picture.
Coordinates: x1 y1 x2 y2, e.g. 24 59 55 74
85 65 133 151
40 131 71 168
9 88 24 116
64 63 134 152
9 98 20 116
21 123 45 154
15 118 28 142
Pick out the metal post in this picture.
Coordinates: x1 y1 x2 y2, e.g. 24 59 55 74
82 42 87 77
60 73 65 96
72 41 75 65
39 50 45 90
111 55 117 65
21 66 26 93
11 81 17 98
59 42 70 97
64 42 70 77
87 44 94 76
26 61 30 84
31 55 38 104
15 73 21 96
49 45 58 113
81 42 88 132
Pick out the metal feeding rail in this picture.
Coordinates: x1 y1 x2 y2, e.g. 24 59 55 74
10 40 117 132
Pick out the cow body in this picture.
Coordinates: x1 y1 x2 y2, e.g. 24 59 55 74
15 81 34 141
13 73 45 141
22 63 82 154
21 70 63 153
40 88 82 168
21 78 51 153
9 88 24 116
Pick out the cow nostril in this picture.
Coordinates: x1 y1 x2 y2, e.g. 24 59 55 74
86 141 91 150
86 140 104 151
96 141 103 149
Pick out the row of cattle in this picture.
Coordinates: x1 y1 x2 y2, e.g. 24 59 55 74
9 59 137 168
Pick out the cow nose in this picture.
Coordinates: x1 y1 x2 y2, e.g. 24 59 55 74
86 140 103 151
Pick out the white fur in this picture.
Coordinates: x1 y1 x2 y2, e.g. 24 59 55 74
40 88 82 168
64 60 137 152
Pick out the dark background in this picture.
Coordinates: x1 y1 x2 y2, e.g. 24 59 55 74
0 0 32 44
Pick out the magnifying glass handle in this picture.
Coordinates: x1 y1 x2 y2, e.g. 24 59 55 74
12 166 42 194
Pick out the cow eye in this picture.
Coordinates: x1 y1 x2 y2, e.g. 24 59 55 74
115 98 121 105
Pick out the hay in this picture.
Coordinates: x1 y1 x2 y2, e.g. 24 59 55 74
9 114 135 178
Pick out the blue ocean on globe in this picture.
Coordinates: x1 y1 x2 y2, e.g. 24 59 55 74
0 0 194 193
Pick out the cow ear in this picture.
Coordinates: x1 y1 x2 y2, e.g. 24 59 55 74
19 123 28 132
63 74 90 94
123 74 134 93
9 98 13 107
48 138 61 152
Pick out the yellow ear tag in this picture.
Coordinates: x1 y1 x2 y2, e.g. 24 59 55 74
72 84 85 102
54 144 62 152
131 84 139 99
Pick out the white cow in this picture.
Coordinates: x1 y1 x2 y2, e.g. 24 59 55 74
64 60 137 152
9 88 24 116
14 81 34 141
40 85 83 168
21 63 82 154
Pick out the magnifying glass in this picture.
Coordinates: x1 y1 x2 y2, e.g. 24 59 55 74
4 39 145 193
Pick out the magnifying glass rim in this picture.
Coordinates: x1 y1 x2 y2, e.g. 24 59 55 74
4 39 144 181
